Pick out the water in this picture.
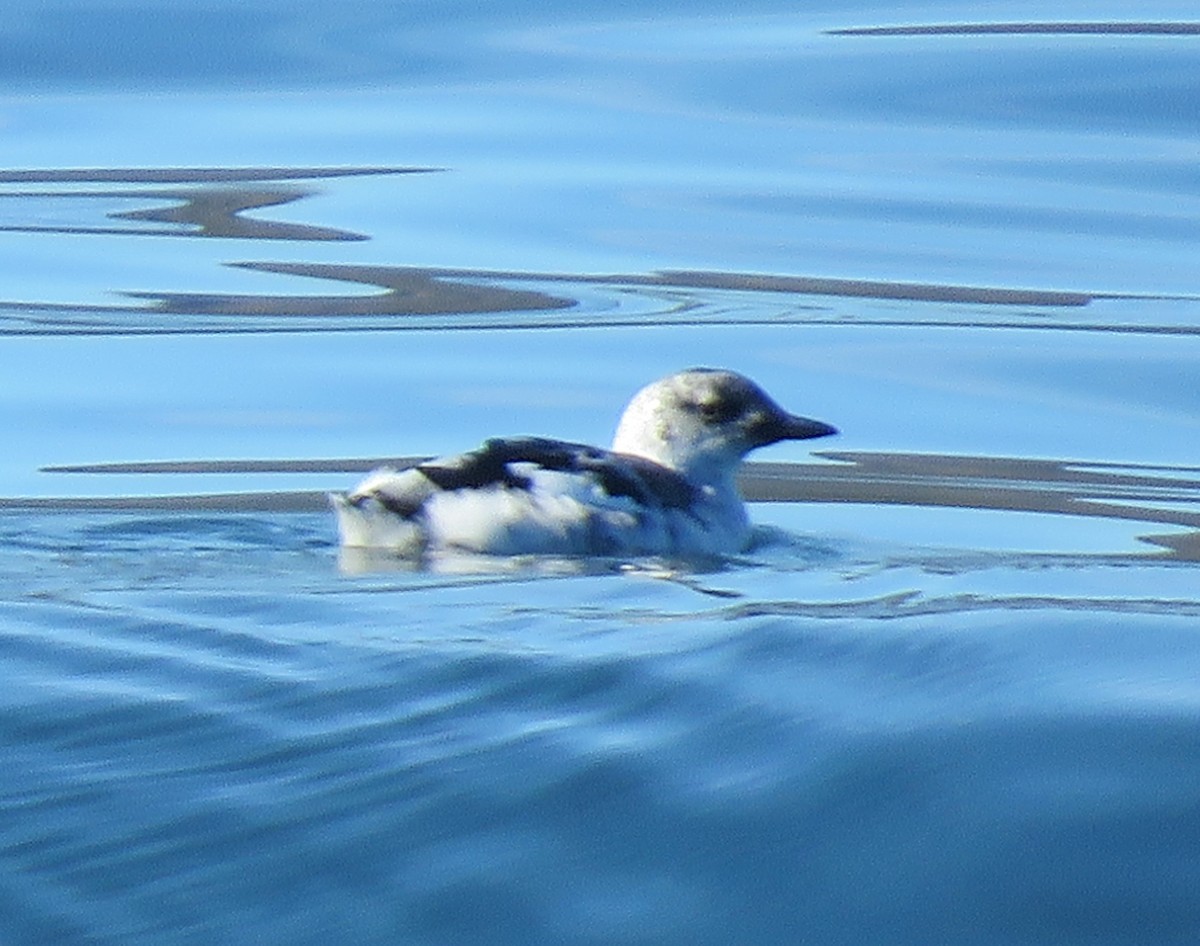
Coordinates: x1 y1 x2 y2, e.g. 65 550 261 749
3 2 1200 943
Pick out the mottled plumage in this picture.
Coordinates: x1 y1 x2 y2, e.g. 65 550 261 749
330 368 836 558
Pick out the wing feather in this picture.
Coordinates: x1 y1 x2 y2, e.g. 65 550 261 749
345 436 700 525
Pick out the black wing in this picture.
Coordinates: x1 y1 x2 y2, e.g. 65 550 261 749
416 436 700 510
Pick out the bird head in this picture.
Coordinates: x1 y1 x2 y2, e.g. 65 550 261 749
611 368 837 481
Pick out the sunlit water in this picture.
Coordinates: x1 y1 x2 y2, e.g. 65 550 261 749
3 2 1200 943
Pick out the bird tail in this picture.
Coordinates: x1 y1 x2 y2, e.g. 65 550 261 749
328 492 424 553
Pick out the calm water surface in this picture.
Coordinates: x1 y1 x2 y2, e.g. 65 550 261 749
3 2 1200 943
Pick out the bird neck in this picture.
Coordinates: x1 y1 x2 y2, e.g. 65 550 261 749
615 439 741 497
611 404 745 491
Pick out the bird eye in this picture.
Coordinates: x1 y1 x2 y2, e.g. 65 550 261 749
695 397 741 423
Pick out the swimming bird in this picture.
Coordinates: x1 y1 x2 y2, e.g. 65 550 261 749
330 368 836 558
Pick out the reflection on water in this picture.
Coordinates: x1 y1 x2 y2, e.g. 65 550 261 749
829 22 1200 36
3 164 1199 336
9 261 1200 335
3 12 1200 946
0 166 434 241
2 186 370 241
26 450 1200 561
2 148 1198 570
0 167 430 183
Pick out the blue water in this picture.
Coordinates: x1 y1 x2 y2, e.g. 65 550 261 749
3 2 1200 943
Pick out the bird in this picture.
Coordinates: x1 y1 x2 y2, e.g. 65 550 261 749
330 368 836 559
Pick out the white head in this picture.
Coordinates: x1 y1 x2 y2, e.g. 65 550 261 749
610 368 837 483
